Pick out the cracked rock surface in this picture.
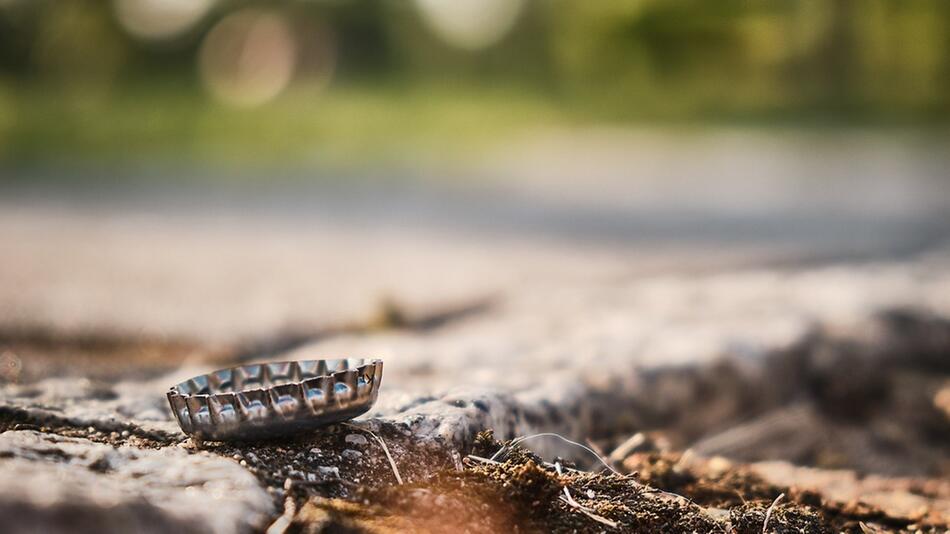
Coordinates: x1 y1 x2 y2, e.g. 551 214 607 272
0 430 273 534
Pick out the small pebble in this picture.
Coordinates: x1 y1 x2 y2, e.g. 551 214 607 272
309 447 322 455
316 466 340 478
120 430 130 438
342 449 363 461
344 434 368 447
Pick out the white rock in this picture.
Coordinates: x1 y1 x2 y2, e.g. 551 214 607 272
341 449 363 461
0 431 273 534
344 434 368 447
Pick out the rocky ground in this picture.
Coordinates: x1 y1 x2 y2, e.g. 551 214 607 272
1 139 949 533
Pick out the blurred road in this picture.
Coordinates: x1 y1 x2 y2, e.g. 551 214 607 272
1 129 948 343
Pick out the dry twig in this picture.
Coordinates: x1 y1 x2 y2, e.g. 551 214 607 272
265 491 296 534
343 422 403 485
554 461 618 529
466 454 503 465
761 492 785 534
607 432 647 464
585 438 611 472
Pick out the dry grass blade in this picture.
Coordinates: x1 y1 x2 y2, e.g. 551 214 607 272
585 438 613 473
762 492 785 534
343 422 403 485
557 495 619 529
639 485 699 507
466 454 503 465
607 432 647 464
555 461 618 529
491 432 621 476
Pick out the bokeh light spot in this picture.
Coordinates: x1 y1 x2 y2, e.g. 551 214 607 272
414 0 524 51
114 0 215 41
199 9 297 108
0 351 21 383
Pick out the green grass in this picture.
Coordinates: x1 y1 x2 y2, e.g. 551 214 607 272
1 78 947 179
0 81 567 170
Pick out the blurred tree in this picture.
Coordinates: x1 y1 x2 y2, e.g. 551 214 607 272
0 0 947 164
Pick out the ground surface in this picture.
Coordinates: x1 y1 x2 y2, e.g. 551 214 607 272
1 130 949 532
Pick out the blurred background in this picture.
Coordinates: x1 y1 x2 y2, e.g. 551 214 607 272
0 0 949 359
0 0 948 166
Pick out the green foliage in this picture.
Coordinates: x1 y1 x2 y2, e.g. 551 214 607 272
0 0 947 163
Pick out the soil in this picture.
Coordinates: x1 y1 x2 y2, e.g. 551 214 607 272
279 431 948 534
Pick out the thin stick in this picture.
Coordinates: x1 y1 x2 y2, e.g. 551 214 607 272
585 438 612 473
265 494 296 534
762 493 785 534
466 454 503 465
607 432 646 464
554 461 618 529
491 433 621 476
343 423 403 485
557 496 619 529
639 486 700 508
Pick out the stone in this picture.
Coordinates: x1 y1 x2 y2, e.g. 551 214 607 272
341 449 363 461
315 466 340 479
343 433 368 447
0 431 273 534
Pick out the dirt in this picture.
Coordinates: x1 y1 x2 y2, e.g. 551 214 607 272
0 327 229 384
276 431 949 533
285 431 726 534
197 422 459 505
600 311 950 479
623 451 940 533
0 405 180 449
